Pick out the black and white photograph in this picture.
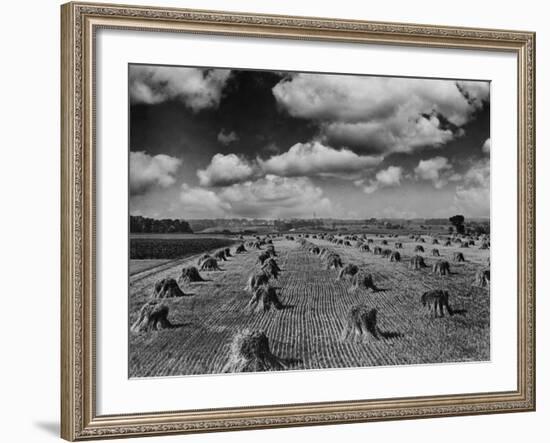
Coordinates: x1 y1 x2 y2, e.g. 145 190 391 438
128 64 491 378
1 0 544 440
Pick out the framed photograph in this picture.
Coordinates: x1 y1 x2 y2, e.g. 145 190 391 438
61 2 536 440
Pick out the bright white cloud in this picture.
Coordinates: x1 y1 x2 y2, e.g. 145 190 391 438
376 166 404 186
217 130 239 145
414 156 455 189
482 138 491 153
324 112 455 153
129 66 231 111
180 184 231 217
464 159 490 188
130 151 182 196
452 158 490 217
258 141 382 177
198 141 381 187
273 74 489 153
197 153 258 187
179 176 333 219
359 165 403 194
219 175 333 218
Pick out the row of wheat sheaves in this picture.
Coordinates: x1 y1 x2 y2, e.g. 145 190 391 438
130 232 489 373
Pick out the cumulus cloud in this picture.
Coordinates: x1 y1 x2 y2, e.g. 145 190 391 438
452 158 490 217
358 166 403 194
179 176 333 218
414 156 459 189
198 142 381 187
129 66 231 111
217 129 239 145
482 138 491 154
324 112 455 154
219 175 333 218
197 153 258 187
376 166 404 186
130 151 182 196
258 141 382 178
463 159 490 188
180 184 231 218
273 74 489 153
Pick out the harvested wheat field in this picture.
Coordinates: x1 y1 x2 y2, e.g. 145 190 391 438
129 234 490 377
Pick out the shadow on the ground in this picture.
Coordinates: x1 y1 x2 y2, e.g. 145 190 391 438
450 308 468 316
33 421 59 437
376 328 405 339
281 356 303 369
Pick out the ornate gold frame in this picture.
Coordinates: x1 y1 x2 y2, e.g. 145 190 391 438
61 2 536 440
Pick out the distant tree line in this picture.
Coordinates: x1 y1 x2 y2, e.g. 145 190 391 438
467 222 490 236
424 218 450 225
130 216 193 234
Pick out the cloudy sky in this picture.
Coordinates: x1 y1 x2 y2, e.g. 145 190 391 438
129 64 490 220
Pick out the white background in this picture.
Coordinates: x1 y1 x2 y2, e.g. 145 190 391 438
97 29 517 415
0 0 547 442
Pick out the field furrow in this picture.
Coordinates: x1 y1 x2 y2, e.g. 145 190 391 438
130 235 490 377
